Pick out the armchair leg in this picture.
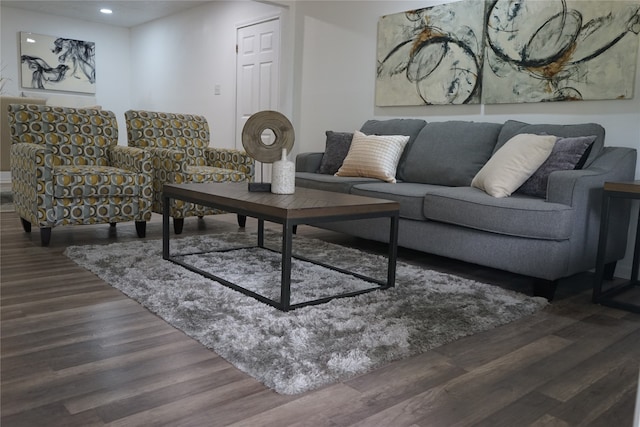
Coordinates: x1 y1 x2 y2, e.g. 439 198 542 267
20 218 31 233
237 215 247 228
174 218 184 235
40 227 52 246
135 221 146 238
20 218 51 246
110 223 116 227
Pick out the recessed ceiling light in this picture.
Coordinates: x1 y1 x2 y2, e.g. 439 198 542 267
100 8 113 15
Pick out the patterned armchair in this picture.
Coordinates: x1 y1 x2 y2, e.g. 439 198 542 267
9 104 153 246
125 110 254 233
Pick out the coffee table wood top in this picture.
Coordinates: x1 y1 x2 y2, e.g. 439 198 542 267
163 182 400 221
604 181 640 195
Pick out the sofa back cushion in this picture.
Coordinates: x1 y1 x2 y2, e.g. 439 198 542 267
495 120 605 168
401 121 502 186
359 119 426 180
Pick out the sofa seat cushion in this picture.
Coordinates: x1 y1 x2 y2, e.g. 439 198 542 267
295 172 378 194
186 165 248 182
53 165 143 198
423 187 574 240
351 182 442 221
401 121 502 186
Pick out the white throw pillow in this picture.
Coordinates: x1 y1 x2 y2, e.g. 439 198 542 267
335 130 409 183
471 133 556 198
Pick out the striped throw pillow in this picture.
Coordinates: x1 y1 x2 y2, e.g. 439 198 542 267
335 131 409 183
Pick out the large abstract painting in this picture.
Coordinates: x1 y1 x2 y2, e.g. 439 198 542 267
484 0 640 103
20 32 96 94
376 0 485 105
376 0 640 106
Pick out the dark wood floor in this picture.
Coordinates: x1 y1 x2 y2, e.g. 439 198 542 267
2 209 639 427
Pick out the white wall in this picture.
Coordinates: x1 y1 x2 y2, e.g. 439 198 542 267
129 0 287 150
0 6 132 143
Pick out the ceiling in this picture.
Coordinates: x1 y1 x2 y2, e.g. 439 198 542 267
2 1 213 28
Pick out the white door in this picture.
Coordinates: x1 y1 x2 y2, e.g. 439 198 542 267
236 18 281 152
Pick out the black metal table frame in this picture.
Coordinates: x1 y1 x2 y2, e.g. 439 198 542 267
162 191 399 311
592 187 640 313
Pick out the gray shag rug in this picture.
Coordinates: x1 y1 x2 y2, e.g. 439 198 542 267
64 232 547 395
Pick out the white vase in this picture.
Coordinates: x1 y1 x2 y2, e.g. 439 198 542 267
271 148 295 194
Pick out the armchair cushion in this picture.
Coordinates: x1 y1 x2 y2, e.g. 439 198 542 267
53 165 145 198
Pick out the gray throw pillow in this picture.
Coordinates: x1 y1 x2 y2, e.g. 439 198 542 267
317 131 353 174
517 135 596 198
496 120 604 168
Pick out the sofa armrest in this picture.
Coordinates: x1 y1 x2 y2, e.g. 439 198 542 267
296 152 324 173
203 147 254 178
547 146 637 266
547 147 637 206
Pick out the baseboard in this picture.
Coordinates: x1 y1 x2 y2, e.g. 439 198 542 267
0 171 11 184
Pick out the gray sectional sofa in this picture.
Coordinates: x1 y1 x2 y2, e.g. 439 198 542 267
295 119 637 299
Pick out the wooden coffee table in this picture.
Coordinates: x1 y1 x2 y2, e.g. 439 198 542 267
162 182 400 311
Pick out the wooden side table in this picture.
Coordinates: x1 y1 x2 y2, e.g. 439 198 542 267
592 181 640 312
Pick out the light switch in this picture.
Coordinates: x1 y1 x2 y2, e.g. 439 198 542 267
214 85 221 95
